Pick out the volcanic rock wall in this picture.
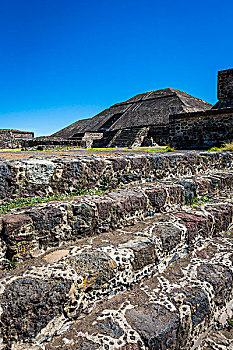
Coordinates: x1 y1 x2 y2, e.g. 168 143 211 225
0 129 34 149
168 107 233 149
216 68 233 107
0 151 233 201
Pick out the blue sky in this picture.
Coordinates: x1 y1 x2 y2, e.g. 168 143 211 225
0 0 233 136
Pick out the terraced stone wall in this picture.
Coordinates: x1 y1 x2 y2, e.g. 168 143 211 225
142 125 169 146
0 151 233 349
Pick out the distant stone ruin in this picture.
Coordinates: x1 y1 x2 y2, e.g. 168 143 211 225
0 129 34 149
48 68 233 149
18 68 233 150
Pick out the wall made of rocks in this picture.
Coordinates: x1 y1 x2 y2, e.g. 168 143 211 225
142 125 169 146
22 137 85 150
169 109 233 149
0 152 233 202
217 68 233 101
0 130 34 149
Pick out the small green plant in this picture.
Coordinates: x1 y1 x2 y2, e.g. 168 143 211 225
0 182 116 215
227 317 233 328
190 195 212 207
3 258 18 270
100 176 114 191
165 145 175 152
209 141 233 152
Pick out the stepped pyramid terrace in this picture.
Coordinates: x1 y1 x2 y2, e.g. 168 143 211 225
52 88 212 136
20 68 233 151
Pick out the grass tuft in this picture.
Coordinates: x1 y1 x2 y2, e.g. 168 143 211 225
3 258 18 270
0 181 114 215
209 141 233 151
190 195 212 207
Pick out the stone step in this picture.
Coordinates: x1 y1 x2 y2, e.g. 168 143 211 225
1 172 233 262
1 151 233 201
43 233 233 350
43 234 233 350
0 210 232 349
109 128 144 148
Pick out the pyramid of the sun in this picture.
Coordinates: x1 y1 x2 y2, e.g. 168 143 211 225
52 88 211 138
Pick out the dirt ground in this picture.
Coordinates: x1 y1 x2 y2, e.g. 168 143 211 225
0 149 171 160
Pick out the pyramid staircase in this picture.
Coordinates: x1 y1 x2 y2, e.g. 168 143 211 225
108 126 148 148
0 151 233 349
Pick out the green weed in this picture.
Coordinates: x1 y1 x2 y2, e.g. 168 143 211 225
3 258 18 271
227 317 233 328
190 195 212 207
209 141 233 152
0 183 114 215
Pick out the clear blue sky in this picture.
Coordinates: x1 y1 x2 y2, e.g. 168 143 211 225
0 0 233 136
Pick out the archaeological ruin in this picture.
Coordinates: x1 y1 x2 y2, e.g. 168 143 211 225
2 68 233 151
0 129 34 149
0 150 233 349
0 68 233 350
48 68 233 149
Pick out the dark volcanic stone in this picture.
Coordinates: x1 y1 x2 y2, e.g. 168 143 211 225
205 203 233 234
2 214 32 236
125 304 179 350
174 212 211 243
183 288 210 326
176 180 197 203
126 238 156 271
197 263 233 305
27 207 63 231
67 250 117 291
152 223 182 253
145 188 167 211
0 278 71 346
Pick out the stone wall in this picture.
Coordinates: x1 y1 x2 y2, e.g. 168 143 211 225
130 107 233 149
0 151 233 350
142 125 169 146
217 68 233 101
0 129 34 149
169 107 233 149
0 151 233 201
22 137 85 150
27 105 233 150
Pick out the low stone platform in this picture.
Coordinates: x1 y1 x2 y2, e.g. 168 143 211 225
0 151 232 350
0 151 233 201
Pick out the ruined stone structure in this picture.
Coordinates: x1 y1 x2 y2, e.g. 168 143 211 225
214 68 233 108
0 129 34 149
39 68 233 149
0 150 233 349
1 69 233 349
53 89 211 137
